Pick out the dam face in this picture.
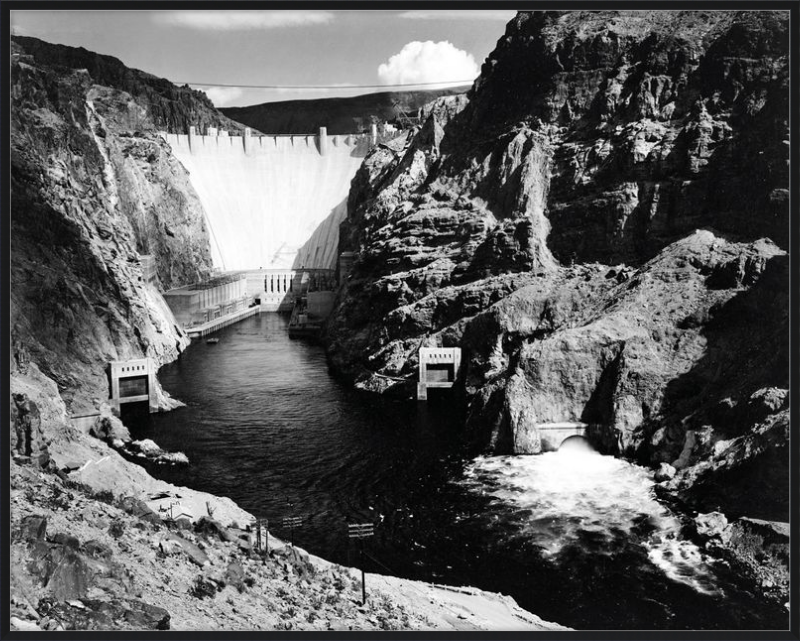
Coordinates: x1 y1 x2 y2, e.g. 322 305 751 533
161 128 370 271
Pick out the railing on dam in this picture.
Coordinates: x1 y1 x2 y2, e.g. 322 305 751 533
160 126 375 158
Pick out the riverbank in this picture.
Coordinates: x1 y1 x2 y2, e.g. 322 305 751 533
9 439 567 632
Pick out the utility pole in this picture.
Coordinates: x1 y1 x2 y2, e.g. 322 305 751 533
283 516 302 548
348 523 375 605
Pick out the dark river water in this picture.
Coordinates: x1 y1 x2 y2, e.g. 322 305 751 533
128 314 788 630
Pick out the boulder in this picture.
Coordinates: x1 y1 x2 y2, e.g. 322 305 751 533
654 462 676 482
694 511 731 544
158 539 183 556
129 439 161 457
51 533 81 550
189 576 220 599
16 515 47 543
10 393 51 467
118 496 162 526
38 597 169 630
89 408 130 444
39 546 94 601
194 516 235 543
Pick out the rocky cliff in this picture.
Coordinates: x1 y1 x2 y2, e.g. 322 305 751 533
326 10 789 505
11 36 246 135
9 36 216 455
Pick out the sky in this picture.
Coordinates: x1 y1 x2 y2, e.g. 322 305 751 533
10 9 517 107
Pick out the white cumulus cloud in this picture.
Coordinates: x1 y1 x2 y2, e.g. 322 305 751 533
398 10 516 22
377 41 479 88
201 86 244 107
154 11 334 31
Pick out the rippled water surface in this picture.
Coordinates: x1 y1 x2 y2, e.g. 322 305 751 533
131 314 787 630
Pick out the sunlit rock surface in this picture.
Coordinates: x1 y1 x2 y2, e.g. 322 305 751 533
10 36 215 423
325 9 789 496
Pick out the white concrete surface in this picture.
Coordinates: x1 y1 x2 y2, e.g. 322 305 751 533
162 132 368 271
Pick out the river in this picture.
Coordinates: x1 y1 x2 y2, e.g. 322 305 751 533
128 313 787 630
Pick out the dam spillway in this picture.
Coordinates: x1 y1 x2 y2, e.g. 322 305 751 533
161 127 371 271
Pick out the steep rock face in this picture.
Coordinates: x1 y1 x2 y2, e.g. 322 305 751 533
10 38 215 430
466 11 790 261
325 10 789 485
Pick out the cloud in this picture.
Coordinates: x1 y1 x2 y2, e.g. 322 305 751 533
200 86 244 107
398 10 516 21
154 11 334 31
377 41 479 87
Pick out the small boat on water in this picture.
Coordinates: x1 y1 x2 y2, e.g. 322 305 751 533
206 337 220 344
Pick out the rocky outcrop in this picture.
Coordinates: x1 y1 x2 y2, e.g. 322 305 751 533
10 37 216 420
11 36 244 135
10 460 564 631
326 10 789 487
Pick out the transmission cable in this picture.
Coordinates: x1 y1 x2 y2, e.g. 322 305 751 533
176 79 475 90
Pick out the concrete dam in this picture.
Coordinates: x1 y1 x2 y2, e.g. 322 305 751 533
161 127 371 271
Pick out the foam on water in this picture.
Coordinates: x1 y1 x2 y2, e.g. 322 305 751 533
459 449 723 596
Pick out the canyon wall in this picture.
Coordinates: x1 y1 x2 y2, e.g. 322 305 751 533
325 10 790 509
163 131 369 270
9 37 216 457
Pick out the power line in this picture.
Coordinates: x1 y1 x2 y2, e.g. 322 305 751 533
177 79 474 90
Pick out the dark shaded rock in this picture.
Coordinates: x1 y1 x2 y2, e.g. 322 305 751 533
272 545 316 580
107 519 126 539
224 559 246 592
10 393 50 467
117 496 161 526
43 547 94 601
194 516 235 543
707 517 790 601
51 532 80 550
158 539 183 556
189 576 220 599
16 514 47 543
39 597 169 630
27 535 133 603
83 540 112 560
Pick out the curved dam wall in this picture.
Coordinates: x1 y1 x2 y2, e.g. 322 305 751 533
161 128 370 271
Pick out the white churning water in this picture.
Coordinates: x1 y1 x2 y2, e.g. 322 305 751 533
458 449 724 596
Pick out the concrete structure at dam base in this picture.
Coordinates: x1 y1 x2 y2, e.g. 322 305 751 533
246 269 336 312
108 358 158 412
163 273 250 329
417 348 463 401
164 266 341 338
